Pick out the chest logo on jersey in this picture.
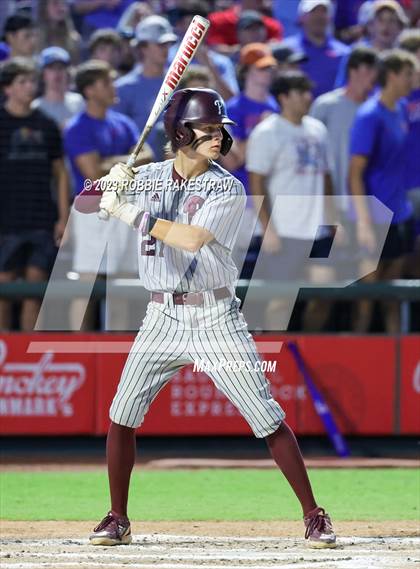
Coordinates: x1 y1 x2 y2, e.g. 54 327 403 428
151 192 161 202
183 195 205 222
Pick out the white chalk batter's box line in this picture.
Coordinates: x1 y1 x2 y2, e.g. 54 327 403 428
2 535 418 546
2 537 418 569
1 559 398 569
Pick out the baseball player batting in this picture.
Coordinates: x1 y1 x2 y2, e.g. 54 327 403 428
76 88 336 549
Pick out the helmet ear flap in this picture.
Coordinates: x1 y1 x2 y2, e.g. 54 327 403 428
220 127 233 155
172 123 195 150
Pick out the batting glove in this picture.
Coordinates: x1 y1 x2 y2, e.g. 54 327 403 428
99 188 142 227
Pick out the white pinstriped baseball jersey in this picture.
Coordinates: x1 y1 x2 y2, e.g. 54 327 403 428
131 159 246 292
110 158 286 438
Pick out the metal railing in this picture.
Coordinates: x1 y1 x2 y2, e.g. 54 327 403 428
0 279 419 332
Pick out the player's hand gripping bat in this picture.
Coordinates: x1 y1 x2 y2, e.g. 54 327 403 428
97 15 210 220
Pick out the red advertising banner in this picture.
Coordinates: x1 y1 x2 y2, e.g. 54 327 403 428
287 336 396 435
400 336 420 434
0 334 96 434
94 335 396 436
1 333 417 436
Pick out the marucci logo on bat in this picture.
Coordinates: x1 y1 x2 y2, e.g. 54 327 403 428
165 20 207 90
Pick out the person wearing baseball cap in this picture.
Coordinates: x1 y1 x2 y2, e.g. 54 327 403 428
223 43 278 278
114 15 177 160
271 43 309 72
236 10 268 47
335 0 409 88
368 0 409 51
281 0 350 97
32 46 84 130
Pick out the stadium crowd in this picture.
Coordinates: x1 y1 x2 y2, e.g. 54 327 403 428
0 0 419 333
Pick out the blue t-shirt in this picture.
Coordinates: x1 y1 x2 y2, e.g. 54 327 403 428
226 93 278 201
114 71 166 159
350 95 412 223
282 32 350 98
84 0 134 30
64 109 139 195
404 88 420 191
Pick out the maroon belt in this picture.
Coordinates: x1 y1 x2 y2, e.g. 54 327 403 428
151 287 231 306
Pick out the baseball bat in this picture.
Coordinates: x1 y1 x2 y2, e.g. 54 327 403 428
98 14 210 220
287 342 350 458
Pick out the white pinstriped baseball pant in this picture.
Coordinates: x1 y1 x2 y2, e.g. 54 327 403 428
109 295 285 438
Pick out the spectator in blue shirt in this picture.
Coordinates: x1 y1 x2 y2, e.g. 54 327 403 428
64 60 150 330
349 49 417 332
281 0 350 98
114 15 177 161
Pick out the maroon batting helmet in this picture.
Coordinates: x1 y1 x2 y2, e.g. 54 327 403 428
163 88 235 155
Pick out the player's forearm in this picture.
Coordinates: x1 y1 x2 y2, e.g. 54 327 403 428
150 219 211 253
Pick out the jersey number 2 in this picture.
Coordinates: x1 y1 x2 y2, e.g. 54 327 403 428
140 235 164 257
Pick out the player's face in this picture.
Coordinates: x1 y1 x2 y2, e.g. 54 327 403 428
5 73 37 106
191 123 224 159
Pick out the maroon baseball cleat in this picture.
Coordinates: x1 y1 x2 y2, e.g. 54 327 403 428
89 511 132 546
304 507 337 548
